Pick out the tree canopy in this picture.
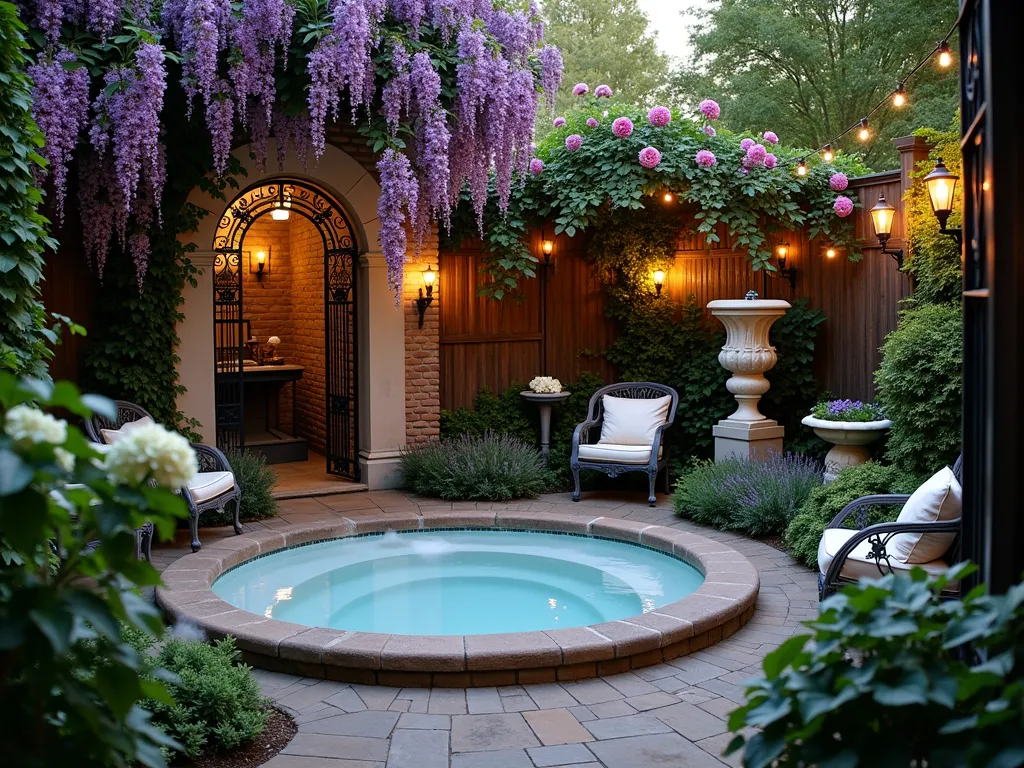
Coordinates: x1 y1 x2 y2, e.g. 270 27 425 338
671 0 959 169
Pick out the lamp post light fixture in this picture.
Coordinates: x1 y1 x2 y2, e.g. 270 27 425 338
869 192 904 268
653 269 666 298
923 158 962 246
775 242 798 289
541 238 554 267
416 265 436 328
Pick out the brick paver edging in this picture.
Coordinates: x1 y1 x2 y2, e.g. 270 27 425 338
156 510 759 687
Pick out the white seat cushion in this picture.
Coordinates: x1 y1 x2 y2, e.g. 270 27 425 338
100 415 155 445
599 394 672 446
186 471 235 503
578 443 663 464
817 528 954 584
888 466 962 563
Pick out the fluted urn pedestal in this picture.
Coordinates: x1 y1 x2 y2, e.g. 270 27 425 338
707 295 791 462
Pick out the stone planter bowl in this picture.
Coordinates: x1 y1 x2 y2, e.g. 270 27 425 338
801 415 893 482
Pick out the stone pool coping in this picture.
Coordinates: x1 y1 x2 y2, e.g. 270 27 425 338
156 510 759 687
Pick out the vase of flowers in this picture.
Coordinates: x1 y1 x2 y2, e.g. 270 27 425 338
520 377 570 460
801 400 893 482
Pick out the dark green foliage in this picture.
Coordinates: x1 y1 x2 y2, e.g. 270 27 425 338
673 454 822 537
784 462 921 568
726 564 1024 767
144 637 269 760
875 302 962 477
201 450 278 527
401 432 554 501
763 299 827 440
0 375 188 767
0 3 63 378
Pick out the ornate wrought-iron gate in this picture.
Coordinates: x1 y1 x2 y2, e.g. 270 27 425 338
213 251 245 452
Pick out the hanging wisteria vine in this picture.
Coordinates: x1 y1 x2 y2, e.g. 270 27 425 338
22 0 561 295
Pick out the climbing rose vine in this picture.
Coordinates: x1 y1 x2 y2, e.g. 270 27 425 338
24 0 559 297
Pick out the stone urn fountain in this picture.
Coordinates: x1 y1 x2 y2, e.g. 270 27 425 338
707 291 791 461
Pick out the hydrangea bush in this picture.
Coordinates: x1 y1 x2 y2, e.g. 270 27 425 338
22 0 561 296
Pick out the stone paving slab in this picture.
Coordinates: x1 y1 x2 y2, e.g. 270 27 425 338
153 491 819 767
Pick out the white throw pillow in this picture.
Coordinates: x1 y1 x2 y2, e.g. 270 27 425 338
100 415 155 445
888 466 962 564
599 394 672 446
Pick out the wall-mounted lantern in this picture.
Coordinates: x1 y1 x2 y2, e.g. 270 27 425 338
416 264 436 328
541 238 554 267
249 247 271 281
271 185 292 221
653 269 666 298
774 242 798 289
923 158 962 246
869 192 904 268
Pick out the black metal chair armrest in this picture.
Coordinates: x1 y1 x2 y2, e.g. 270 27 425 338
828 494 913 529
824 518 962 585
191 442 232 474
571 419 602 454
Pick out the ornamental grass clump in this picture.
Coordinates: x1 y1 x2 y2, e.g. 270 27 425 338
401 432 553 501
674 454 822 537
811 399 886 422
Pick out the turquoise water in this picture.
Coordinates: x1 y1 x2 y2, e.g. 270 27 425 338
212 530 704 635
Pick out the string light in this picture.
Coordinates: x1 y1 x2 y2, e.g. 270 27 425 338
892 83 907 108
663 192 674 203
822 144 834 163
938 40 953 68
858 118 870 141
826 246 837 259
796 160 807 177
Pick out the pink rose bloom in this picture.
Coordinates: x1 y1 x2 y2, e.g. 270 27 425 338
612 117 634 137
586 117 599 128
746 143 767 165
638 146 662 169
530 158 544 175
704 125 716 137
572 83 589 96
565 134 583 151
648 106 671 127
699 99 721 120
834 195 854 217
553 117 566 128
764 153 778 169
740 138 755 152
695 149 716 168
830 172 849 192
763 131 779 144
595 84 613 98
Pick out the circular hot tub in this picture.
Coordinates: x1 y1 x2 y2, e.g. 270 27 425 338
157 512 759 686
212 530 706 635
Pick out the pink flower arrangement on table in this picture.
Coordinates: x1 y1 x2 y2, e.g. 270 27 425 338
612 117 634 137
704 125 716 137
746 143 767 165
530 158 544 175
830 172 849 191
565 134 583 151
572 82 589 96
648 106 671 127
553 116 566 128
763 131 779 144
834 195 854 217
595 84 613 98
696 149 717 168
639 147 662 168
764 153 778 169
699 99 721 120
740 138 755 151
586 117 599 128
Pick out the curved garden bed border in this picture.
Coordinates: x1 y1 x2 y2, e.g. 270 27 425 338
156 510 759 687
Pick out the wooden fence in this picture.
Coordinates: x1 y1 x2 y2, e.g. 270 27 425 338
439 148 926 411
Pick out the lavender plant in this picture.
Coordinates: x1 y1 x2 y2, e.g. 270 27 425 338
811 398 886 422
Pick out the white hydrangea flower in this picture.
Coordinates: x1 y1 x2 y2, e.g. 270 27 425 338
4 404 68 447
529 376 563 394
54 447 76 473
104 423 198 491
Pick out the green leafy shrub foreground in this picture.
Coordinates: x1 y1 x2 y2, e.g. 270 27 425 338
401 433 554 501
784 462 921 568
674 454 822 537
200 449 278 526
727 565 1024 767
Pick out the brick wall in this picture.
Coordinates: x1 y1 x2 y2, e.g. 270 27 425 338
403 231 441 446
289 215 329 455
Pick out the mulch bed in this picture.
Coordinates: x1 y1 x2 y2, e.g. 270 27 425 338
185 708 297 768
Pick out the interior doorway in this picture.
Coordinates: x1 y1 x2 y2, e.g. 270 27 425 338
212 179 360 481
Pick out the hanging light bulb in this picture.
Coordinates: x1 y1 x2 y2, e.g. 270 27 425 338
858 118 870 141
663 191 674 203
938 40 953 68
892 83 907 108
821 144 834 163
825 246 837 260
796 160 807 177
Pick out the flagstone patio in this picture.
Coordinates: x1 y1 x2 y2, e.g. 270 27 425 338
153 492 817 768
